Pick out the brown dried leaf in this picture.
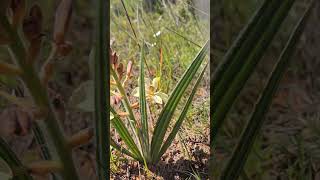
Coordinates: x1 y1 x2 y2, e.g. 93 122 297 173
53 0 72 44
112 54 118 69
110 48 120 69
117 63 124 80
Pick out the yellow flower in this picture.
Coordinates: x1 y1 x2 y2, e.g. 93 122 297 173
132 77 168 105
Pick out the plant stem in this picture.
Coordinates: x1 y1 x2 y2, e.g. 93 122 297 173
0 15 79 180
95 0 109 179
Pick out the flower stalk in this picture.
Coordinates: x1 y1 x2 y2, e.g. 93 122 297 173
0 10 79 180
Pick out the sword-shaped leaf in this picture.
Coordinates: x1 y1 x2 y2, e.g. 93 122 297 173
212 0 295 140
220 3 313 179
110 107 143 161
155 63 208 162
138 43 150 161
151 40 209 158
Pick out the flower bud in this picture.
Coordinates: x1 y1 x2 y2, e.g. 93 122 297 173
68 128 93 148
10 0 26 27
117 63 124 80
126 60 133 77
53 0 72 45
27 161 62 175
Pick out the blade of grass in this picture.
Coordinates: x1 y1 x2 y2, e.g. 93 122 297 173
164 27 202 48
94 0 109 178
110 108 143 161
220 3 313 179
111 68 142 149
155 62 208 161
138 43 150 161
212 0 272 86
150 40 209 159
111 68 136 123
120 0 152 76
110 18 139 44
120 0 137 38
110 139 139 160
211 0 281 150
212 0 295 141
32 123 52 161
212 0 282 107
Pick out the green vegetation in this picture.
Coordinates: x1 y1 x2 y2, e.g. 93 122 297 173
110 41 208 164
211 0 314 179
0 0 108 179
111 0 209 92
109 0 210 178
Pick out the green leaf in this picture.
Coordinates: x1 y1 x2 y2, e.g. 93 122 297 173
111 68 137 124
110 139 139 160
94 0 109 178
138 43 150 161
212 0 279 92
150 40 209 161
212 0 295 140
111 66 142 160
220 2 313 179
89 47 95 79
110 107 143 161
0 76 18 89
156 63 208 161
